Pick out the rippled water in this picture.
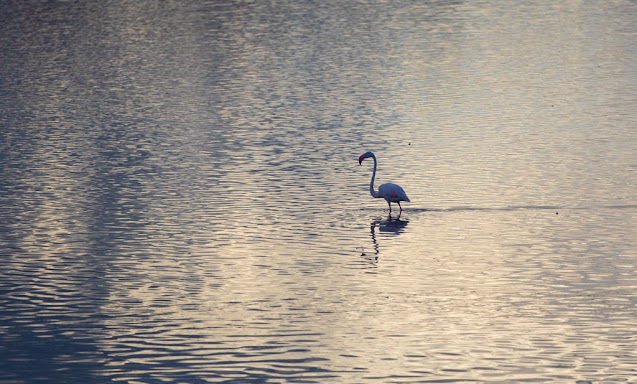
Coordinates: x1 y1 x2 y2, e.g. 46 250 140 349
1 0 636 382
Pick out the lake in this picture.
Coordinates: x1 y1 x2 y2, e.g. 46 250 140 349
1 0 635 382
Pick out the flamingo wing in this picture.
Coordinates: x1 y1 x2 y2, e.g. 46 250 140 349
378 183 410 202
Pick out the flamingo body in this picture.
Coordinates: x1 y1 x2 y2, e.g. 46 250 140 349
358 151 410 213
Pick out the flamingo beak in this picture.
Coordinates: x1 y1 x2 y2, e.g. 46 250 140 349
358 154 365 165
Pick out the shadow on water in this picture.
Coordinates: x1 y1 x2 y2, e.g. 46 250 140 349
359 214 409 263
0 306 104 383
404 203 637 214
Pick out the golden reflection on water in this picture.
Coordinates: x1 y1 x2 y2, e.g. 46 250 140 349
1 0 635 382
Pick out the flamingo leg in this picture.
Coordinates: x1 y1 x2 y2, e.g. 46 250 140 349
387 201 392 213
398 202 403 212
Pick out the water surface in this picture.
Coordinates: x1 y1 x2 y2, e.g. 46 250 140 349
1 0 636 382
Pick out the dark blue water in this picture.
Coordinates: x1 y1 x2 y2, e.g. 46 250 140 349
1 0 636 382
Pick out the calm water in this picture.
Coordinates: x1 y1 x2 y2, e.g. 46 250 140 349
1 0 636 382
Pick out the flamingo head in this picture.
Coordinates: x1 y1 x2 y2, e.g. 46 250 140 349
359 151 374 165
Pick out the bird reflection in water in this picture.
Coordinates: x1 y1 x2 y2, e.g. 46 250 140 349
359 213 409 264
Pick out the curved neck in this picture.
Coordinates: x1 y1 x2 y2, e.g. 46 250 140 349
369 154 379 198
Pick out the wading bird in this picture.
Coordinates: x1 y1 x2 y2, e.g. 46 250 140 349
358 151 410 213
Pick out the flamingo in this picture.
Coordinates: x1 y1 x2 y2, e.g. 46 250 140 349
358 151 410 213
